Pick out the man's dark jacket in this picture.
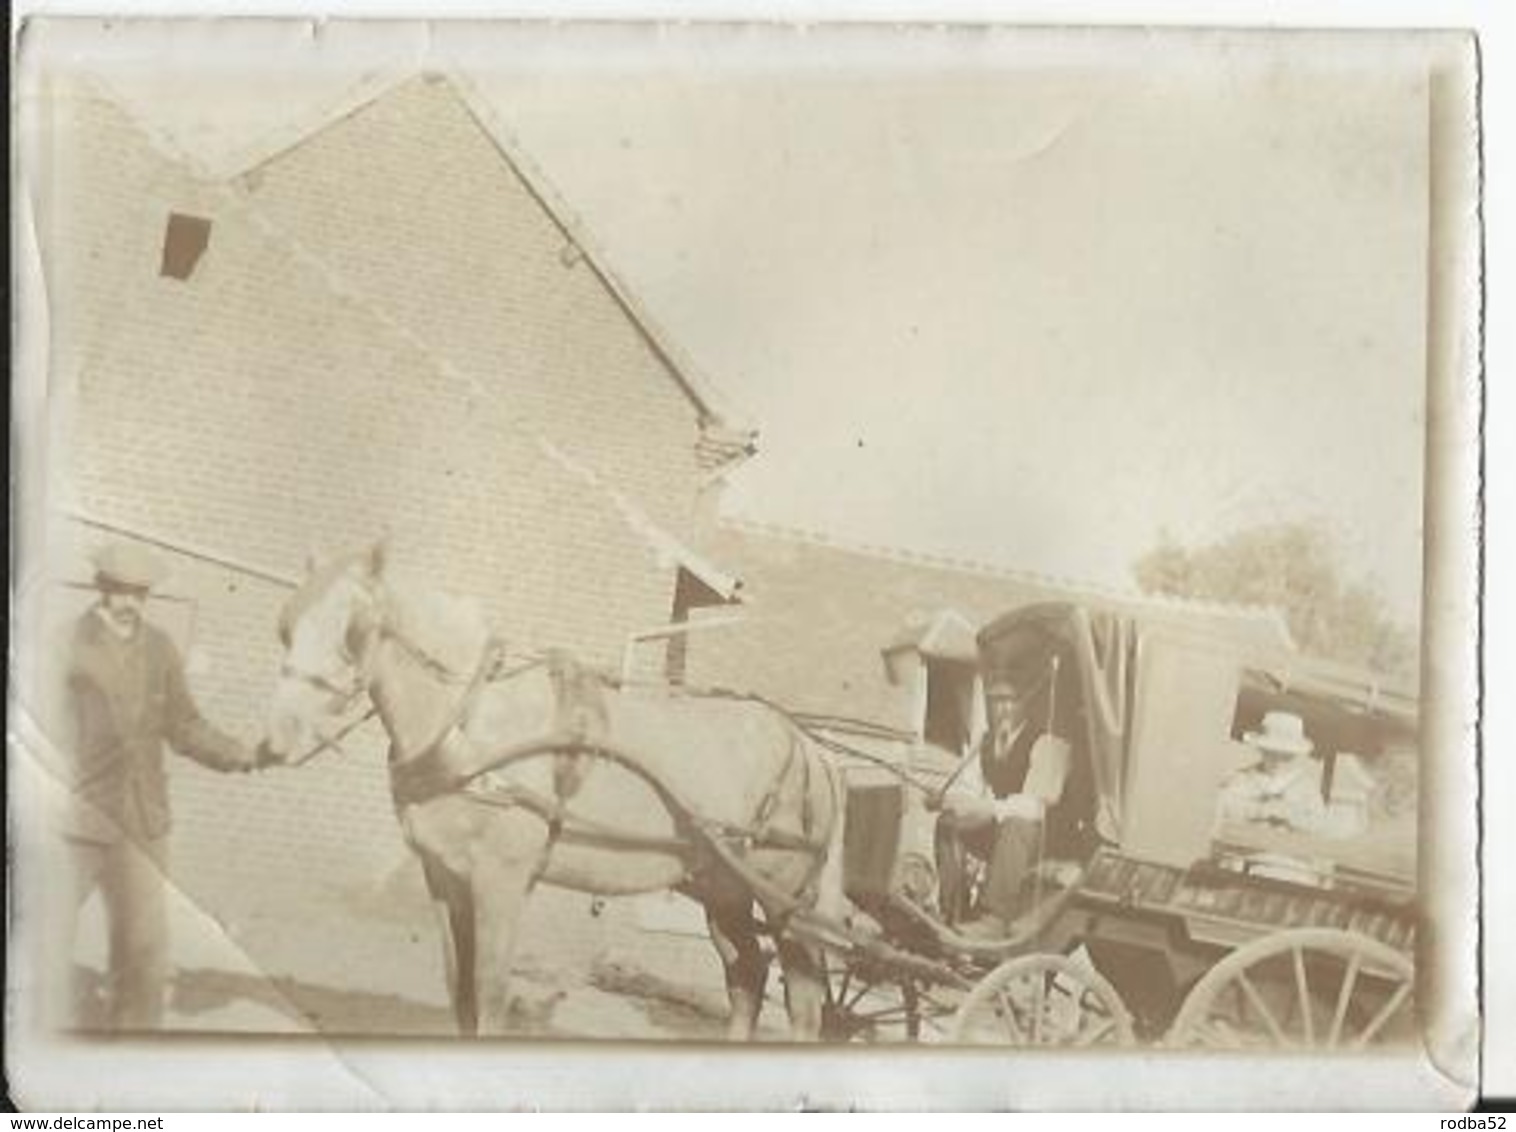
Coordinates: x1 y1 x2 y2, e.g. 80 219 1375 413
60 610 247 843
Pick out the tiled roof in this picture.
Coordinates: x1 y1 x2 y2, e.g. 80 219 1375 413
684 519 1297 729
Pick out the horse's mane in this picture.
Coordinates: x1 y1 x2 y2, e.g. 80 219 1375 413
381 569 492 677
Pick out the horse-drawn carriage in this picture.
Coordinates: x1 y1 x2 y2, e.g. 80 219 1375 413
263 547 1418 1048
795 601 1418 1047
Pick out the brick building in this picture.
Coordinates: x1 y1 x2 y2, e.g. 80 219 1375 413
28 73 754 923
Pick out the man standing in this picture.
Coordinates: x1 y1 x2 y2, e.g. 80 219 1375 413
48 542 258 1030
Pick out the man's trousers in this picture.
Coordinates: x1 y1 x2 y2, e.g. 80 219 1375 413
48 834 170 1030
934 812 1042 923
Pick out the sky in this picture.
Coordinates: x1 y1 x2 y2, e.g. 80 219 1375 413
29 22 1431 622
458 33 1430 623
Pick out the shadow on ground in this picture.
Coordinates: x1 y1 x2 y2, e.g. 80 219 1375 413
168 966 458 1035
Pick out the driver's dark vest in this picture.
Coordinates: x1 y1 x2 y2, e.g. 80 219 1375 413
978 720 1097 859
978 721 1039 799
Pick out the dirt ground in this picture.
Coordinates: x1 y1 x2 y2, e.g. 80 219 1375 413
68 860 789 1042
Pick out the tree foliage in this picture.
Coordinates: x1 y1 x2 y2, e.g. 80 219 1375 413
1131 523 1418 678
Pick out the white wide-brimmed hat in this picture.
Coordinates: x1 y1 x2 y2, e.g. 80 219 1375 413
1244 710 1314 757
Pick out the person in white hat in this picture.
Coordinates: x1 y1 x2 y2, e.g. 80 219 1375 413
1217 710 1329 834
46 541 261 1031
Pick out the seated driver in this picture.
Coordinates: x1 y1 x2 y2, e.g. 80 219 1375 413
932 686 1072 940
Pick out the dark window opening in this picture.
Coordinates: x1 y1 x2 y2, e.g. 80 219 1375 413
923 660 976 755
664 567 732 685
161 213 212 280
1229 674 1409 808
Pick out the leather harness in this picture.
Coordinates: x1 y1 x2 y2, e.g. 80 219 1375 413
383 638 833 909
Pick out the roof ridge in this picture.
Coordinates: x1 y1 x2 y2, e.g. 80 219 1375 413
718 515 1292 624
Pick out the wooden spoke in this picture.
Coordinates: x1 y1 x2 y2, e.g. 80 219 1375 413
1327 952 1363 1049
1194 1018 1235 1049
1292 946 1315 1046
995 988 1027 1043
1352 979 1414 1049
843 978 875 1012
1236 970 1291 1047
1075 1016 1117 1047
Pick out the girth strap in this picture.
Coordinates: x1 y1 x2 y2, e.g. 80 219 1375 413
391 729 579 808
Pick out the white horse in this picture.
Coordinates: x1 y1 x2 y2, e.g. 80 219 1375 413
258 542 842 1039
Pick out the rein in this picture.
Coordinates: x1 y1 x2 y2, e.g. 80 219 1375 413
283 704 380 768
278 580 535 768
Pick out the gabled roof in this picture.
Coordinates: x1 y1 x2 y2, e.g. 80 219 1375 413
92 68 753 446
62 80 748 604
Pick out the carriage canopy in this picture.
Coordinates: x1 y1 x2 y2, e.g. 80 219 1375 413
976 602 1141 847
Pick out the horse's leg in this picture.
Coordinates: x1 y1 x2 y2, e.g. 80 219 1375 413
776 931 828 1042
470 814 552 1037
438 887 478 1036
704 898 770 1042
421 860 478 1036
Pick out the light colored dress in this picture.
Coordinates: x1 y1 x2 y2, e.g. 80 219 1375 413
1217 755 1328 834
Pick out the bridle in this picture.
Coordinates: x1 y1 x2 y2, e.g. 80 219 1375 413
276 574 498 768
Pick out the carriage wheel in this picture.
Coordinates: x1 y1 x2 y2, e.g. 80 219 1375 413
821 962 956 1043
1166 928 1415 1051
950 953 1136 1047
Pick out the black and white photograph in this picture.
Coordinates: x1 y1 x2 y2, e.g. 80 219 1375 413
7 18 1483 1110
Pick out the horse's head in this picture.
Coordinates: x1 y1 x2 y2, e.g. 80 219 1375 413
260 541 389 764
